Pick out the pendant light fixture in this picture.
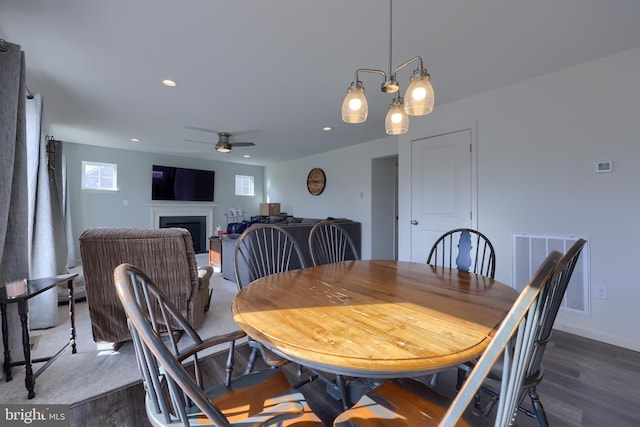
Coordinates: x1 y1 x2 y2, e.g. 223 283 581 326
385 95 409 135
341 81 368 123
341 0 434 135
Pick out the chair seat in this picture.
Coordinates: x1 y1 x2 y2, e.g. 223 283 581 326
150 369 321 426
334 379 489 427
208 369 320 425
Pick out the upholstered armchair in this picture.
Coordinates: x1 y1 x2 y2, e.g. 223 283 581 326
79 228 213 345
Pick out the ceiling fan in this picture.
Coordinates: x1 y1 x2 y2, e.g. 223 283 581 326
185 132 255 153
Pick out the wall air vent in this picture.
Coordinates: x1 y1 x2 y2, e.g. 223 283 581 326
513 233 590 317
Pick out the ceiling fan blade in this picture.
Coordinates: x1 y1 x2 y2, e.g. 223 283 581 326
185 126 260 136
230 142 255 147
184 139 214 145
184 126 218 134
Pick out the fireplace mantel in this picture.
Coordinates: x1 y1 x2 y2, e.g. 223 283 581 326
150 203 218 238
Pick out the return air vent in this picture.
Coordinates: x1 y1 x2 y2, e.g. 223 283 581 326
512 233 590 317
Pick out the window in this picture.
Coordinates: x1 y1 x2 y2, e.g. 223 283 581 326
81 161 118 191
235 175 254 196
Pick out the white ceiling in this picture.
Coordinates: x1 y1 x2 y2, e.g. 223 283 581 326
2 0 640 166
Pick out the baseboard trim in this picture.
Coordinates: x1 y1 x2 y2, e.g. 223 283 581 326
554 324 640 352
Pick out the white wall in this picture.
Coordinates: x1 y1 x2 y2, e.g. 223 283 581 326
65 143 265 259
267 46 640 351
399 46 640 351
265 137 398 260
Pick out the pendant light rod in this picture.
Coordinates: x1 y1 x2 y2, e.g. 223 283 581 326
388 0 393 77
391 56 424 81
351 68 388 92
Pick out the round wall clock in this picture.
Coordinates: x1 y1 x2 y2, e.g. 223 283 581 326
307 168 326 196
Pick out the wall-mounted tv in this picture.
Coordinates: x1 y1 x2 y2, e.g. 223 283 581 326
152 165 215 202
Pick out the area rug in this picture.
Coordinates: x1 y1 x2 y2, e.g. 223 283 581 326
0 272 243 405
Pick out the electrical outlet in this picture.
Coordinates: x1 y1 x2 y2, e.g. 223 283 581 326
595 284 608 300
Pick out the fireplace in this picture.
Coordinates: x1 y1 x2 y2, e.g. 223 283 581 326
150 203 218 255
159 215 207 253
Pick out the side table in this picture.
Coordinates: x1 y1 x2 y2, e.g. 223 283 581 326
208 237 222 268
0 274 77 399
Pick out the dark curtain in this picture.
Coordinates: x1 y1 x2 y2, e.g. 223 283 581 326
0 39 29 379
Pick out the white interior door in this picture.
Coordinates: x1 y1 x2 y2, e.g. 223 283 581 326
410 129 475 262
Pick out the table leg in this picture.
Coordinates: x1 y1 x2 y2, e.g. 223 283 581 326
17 301 35 399
1 303 11 381
67 279 76 353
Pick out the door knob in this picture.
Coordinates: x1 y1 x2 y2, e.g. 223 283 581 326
411 220 419 225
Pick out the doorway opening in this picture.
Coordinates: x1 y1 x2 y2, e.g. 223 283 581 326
371 155 398 260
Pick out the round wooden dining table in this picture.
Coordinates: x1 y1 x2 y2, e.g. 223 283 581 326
231 260 518 379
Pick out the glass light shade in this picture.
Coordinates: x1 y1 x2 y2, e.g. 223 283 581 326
216 145 231 153
404 73 434 116
341 83 368 123
385 98 409 135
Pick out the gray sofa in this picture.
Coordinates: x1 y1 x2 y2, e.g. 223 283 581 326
221 217 361 282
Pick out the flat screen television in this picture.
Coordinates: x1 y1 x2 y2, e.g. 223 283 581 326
152 165 215 202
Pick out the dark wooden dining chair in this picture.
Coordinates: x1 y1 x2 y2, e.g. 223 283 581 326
427 228 496 278
308 221 360 266
234 224 307 288
426 228 496 388
307 220 360 408
234 224 306 374
113 263 322 426
458 238 587 426
333 251 562 427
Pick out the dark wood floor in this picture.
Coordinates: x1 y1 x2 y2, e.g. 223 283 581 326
70 330 640 426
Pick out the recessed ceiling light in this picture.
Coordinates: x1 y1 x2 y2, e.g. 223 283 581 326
162 79 177 87
130 138 140 142
323 126 332 131
243 154 251 158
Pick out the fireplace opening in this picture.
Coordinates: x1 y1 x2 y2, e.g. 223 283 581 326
159 215 207 254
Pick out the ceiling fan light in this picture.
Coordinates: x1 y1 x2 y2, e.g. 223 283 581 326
404 70 434 116
216 144 231 153
385 97 408 135
342 82 368 123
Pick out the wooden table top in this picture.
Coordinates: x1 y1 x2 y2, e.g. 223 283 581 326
232 260 518 378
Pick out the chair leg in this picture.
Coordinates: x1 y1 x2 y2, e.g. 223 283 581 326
428 372 439 388
479 386 499 416
456 367 466 390
224 344 235 387
529 387 549 427
456 367 482 409
245 346 259 375
334 374 350 410
204 289 212 312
